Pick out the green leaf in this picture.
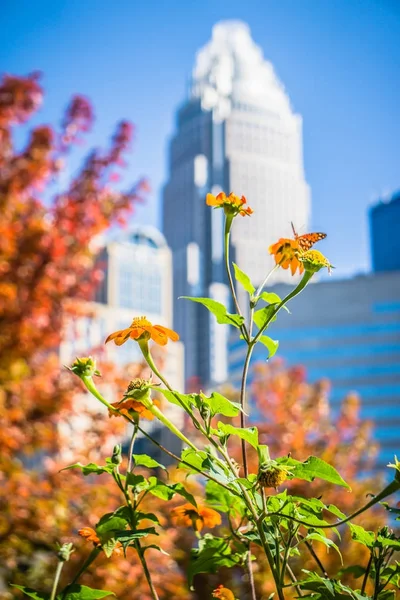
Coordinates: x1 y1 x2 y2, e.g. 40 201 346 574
253 305 277 329
233 263 255 294
61 462 114 476
205 480 246 515
260 291 282 304
136 512 160 525
11 586 49 599
96 513 129 542
217 422 259 449
258 335 279 358
180 297 244 329
156 388 197 411
179 448 209 473
132 454 166 470
278 456 351 490
59 584 115 599
148 477 197 507
125 473 149 492
348 523 375 548
200 391 242 417
113 528 158 550
142 543 169 555
188 534 241 586
305 532 343 563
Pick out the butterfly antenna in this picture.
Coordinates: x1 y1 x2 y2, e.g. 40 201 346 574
291 222 297 238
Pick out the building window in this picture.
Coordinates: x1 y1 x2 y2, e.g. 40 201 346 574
117 260 162 314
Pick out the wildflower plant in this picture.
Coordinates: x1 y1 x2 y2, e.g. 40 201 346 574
15 193 400 600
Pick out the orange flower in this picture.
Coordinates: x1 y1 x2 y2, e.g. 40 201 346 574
170 503 221 532
212 585 235 600
78 526 124 555
78 527 101 546
105 316 179 347
108 398 155 420
268 237 304 276
206 191 253 217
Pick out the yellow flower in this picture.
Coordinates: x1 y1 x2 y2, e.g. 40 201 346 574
212 585 235 600
298 249 334 274
269 238 304 276
170 503 221 532
105 316 179 346
206 191 253 217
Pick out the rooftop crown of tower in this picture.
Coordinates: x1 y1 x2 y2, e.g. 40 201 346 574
190 20 292 120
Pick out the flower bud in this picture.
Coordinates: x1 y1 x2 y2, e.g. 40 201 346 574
123 378 153 409
57 542 74 562
258 465 288 489
67 356 101 378
111 444 123 465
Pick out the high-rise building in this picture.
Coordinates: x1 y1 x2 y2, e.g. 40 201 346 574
163 20 311 386
60 226 185 458
228 271 400 469
370 190 400 272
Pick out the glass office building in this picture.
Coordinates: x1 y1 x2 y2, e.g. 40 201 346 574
370 190 400 273
228 271 400 468
163 21 310 386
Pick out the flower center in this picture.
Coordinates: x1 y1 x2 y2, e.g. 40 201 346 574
131 316 151 328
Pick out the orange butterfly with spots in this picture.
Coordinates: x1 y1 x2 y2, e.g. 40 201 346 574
291 222 327 252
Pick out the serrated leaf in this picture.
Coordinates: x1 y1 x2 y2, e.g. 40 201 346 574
142 543 169 555
305 532 343 563
278 456 351 490
188 535 240 585
180 296 244 329
217 422 259 449
60 584 115 599
258 335 279 357
96 513 129 541
348 523 375 548
136 512 160 525
200 391 242 417
233 263 255 294
148 477 197 507
125 473 149 492
179 448 209 473
61 462 114 476
253 305 277 329
11 586 49 599
260 291 282 304
156 388 197 411
113 528 158 550
132 454 166 470
205 480 246 515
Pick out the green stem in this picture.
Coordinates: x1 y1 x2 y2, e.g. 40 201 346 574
253 264 280 302
361 551 373 595
135 539 160 600
62 547 101 593
149 403 198 451
253 270 314 346
50 561 64 600
269 478 400 529
127 423 139 477
224 215 248 338
81 376 117 412
239 342 255 476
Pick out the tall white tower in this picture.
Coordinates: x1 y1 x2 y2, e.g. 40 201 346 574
163 21 311 386
191 20 311 284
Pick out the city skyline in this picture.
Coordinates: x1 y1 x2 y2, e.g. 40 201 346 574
2 0 400 277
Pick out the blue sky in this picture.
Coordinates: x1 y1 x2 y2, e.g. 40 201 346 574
2 0 400 276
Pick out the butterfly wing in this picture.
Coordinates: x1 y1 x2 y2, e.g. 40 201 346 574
296 232 327 251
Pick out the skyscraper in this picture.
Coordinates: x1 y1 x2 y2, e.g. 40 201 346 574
163 21 311 385
370 190 400 272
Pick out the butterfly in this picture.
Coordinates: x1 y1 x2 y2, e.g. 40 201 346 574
291 222 327 252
